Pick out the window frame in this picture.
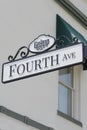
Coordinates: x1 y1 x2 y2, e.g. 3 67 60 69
58 67 74 116
58 66 83 127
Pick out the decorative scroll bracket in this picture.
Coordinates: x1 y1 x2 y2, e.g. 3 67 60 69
7 35 79 62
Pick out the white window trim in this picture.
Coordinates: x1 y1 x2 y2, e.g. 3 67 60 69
58 65 82 126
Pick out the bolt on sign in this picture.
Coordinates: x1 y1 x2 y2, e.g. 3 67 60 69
2 35 84 83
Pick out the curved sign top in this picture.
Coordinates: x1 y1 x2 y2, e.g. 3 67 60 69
29 34 55 53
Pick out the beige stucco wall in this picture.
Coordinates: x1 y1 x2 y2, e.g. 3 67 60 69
0 0 87 130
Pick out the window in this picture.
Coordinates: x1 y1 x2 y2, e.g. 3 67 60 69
58 67 73 116
58 66 82 127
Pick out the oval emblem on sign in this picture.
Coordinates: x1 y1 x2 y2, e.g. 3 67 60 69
29 34 55 53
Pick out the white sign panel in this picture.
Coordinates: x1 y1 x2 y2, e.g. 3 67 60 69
2 43 83 83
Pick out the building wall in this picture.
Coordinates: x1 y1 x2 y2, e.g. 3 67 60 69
69 0 87 16
0 0 87 130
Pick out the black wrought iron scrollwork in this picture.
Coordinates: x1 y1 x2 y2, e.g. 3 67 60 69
55 35 79 48
7 35 79 62
55 35 71 48
72 37 78 44
8 46 29 62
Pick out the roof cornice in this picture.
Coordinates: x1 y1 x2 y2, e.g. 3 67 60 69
55 0 87 27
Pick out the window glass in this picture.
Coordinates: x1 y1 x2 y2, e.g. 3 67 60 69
58 83 72 116
58 67 73 116
59 67 73 87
